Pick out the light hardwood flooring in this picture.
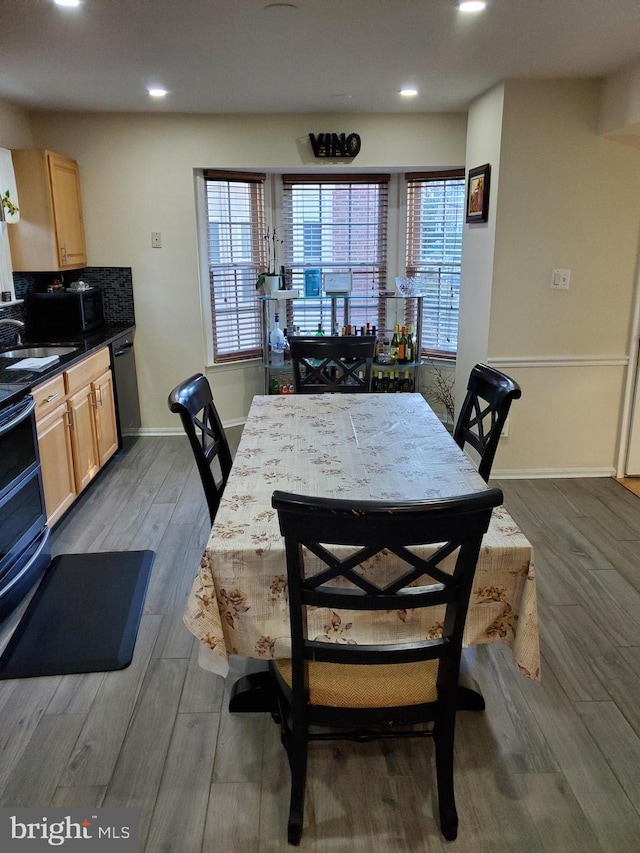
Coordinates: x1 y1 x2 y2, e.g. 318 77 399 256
617 477 640 498
1 438 640 852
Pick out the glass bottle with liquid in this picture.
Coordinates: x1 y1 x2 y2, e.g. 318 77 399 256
270 312 285 365
390 325 400 362
398 327 407 364
406 325 414 364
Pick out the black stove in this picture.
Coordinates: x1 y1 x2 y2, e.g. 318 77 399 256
0 383 28 407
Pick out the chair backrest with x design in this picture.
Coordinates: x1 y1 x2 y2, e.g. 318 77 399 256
289 335 375 393
270 486 503 844
273 488 502 688
453 363 521 482
168 373 232 524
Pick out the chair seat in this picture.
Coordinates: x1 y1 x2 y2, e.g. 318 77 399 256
275 658 439 707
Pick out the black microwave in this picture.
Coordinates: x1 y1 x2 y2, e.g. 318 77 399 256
25 289 105 338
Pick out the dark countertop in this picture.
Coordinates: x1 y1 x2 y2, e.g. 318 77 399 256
0 324 135 408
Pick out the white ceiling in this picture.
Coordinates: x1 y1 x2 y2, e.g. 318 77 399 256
1 0 640 115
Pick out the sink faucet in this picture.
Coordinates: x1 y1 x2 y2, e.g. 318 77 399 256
0 318 25 346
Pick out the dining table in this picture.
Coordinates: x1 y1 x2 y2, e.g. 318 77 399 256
183 392 540 710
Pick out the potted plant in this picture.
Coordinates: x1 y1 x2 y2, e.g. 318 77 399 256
255 226 284 294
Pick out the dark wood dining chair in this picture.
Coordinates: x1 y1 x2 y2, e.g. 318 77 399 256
453 363 521 482
270 486 503 845
289 335 375 393
168 373 232 524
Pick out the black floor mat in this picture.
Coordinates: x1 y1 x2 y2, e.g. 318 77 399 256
0 550 155 679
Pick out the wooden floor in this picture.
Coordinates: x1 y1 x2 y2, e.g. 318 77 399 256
617 477 640 498
2 437 640 852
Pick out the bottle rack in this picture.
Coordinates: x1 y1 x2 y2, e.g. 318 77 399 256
260 293 424 394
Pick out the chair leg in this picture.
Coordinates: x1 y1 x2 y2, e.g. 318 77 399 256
287 717 309 845
434 712 458 841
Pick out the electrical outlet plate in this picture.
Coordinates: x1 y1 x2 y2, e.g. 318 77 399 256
551 268 570 290
151 232 162 248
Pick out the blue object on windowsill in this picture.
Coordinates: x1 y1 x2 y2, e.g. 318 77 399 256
304 269 321 297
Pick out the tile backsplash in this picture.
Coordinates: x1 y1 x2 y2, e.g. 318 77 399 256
0 267 135 348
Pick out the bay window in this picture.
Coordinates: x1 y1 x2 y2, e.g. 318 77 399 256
204 170 265 362
405 170 465 358
202 168 464 363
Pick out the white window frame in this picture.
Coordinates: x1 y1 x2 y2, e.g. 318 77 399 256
198 170 462 365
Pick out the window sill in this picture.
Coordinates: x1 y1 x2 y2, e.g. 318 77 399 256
206 357 262 372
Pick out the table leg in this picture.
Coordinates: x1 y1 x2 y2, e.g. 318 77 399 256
458 652 486 711
228 670 274 713
457 673 486 711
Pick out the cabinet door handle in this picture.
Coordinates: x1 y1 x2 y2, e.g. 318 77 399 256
60 243 67 264
44 393 59 403
64 408 73 429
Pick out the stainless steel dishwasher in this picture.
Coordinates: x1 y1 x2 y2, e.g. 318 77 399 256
110 330 141 446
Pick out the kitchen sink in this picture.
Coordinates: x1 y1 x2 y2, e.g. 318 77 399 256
0 346 79 359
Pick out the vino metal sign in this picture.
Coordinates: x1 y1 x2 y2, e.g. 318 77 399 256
309 132 361 158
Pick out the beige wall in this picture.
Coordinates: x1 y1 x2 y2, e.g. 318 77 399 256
489 79 640 474
25 111 467 429
3 92 640 475
457 84 505 417
0 98 33 149
599 60 640 144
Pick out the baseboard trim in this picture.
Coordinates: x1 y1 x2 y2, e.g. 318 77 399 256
490 356 627 369
492 467 615 479
133 417 247 438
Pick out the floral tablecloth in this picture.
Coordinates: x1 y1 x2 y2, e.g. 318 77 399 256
184 394 540 680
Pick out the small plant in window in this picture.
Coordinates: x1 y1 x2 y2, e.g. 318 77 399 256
255 226 285 290
1 190 19 219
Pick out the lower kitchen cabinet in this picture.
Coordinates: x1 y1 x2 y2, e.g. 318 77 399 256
94 369 118 464
33 347 118 526
35 401 76 528
67 383 100 493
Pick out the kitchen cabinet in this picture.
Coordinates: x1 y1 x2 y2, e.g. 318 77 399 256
67 383 100 493
32 376 75 528
93 369 118 463
8 149 87 272
33 347 117 526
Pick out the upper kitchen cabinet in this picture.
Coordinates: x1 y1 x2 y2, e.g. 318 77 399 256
8 150 87 271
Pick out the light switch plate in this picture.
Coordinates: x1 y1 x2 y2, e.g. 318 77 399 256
551 268 570 290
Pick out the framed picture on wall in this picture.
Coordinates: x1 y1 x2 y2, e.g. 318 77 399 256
466 163 491 223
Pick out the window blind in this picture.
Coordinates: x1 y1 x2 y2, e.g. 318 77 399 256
405 170 465 357
204 171 265 362
282 175 389 335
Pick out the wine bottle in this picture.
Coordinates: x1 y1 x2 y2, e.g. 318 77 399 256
270 312 285 365
315 322 325 336
406 325 414 364
398 326 407 364
390 325 400 362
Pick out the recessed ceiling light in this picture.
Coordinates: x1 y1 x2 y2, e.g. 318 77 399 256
147 88 168 98
54 0 81 6
400 89 418 98
457 1 487 12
